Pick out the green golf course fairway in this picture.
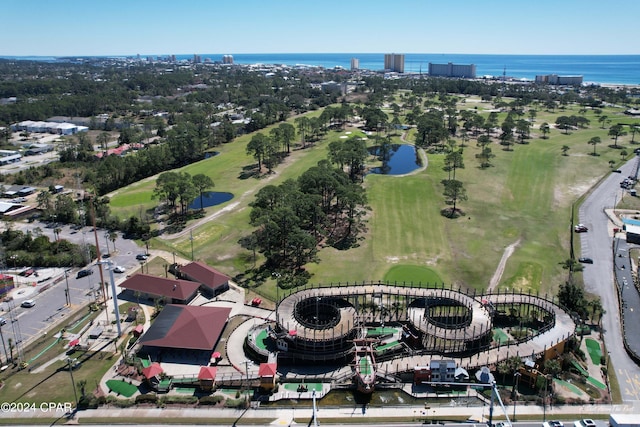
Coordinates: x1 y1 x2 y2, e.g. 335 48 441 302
108 97 634 298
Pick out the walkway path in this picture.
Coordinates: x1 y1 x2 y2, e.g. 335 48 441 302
487 239 521 292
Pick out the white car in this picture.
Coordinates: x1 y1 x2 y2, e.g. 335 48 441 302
113 266 126 273
574 420 596 427
21 299 35 308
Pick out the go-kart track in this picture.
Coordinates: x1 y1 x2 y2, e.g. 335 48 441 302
253 282 576 374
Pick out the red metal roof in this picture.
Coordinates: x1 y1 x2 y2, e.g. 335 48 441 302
198 366 217 380
179 261 229 291
138 304 231 350
118 273 200 301
258 362 277 377
142 362 163 379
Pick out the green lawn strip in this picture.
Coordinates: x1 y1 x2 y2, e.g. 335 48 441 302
585 338 602 364
571 360 589 376
587 376 607 390
106 379 138 397
367 327 399 337
255 329 269 350
283 382 324 391
493 328 510 345
383 265 443 285
554 378 583 395
359 357 373 375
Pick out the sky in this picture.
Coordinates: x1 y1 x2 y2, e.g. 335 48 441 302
2 0 639 57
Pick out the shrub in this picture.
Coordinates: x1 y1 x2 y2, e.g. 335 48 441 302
159 395 198 405
135 394 158 404
198 395 224 406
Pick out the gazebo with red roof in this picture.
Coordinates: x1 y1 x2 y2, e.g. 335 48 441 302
176 261 230 297
258 362 278 390
142 362 164 387
198 366 218 390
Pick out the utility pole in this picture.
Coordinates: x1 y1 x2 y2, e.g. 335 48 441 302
0 325 8 365
67 358 79 410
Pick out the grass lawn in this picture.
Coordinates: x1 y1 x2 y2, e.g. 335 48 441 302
106 379 138 397
0 351 117 404
108 99 633 298
585 338 603 364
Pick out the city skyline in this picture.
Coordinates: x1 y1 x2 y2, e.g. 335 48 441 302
2 0 639 57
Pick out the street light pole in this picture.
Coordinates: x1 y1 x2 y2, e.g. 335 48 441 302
512 372 521 421
67 358 79 410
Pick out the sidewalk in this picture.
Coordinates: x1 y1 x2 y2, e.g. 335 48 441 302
3 400 639 423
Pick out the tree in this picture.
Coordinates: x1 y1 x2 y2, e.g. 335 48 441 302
443 149 464 181
96 132 110 151
294 116 310 149
246 133 269 173
192 174 215 211
558 280 587 317
630 123 639 144
559 258 584 273
598 115 609 129
588 136 601 156
108 230 118 253
442 179 467 218
621 149 628 160
608 124 627 148
561 145 570 156
539 122 550 139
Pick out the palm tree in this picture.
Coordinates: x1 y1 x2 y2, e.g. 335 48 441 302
561 145 570 156
108 230 118 253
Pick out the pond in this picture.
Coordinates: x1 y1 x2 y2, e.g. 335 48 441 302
369 144 422 175
189 192 234 210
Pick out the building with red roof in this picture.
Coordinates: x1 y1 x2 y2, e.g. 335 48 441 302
176 261 230 297
138 304 231 356
118 273 201 304
258 362 278 390
198 366 218 390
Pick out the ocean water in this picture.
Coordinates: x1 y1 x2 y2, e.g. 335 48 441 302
3 53 639 85
181 53 640 85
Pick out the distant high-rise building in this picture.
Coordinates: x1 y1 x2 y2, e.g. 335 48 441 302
222 55 234 64
193 54 202 64
535 74 583 86
170 54 176 62
351 57 359 70
146 56 154 63
384 53 405 73
428 62 476 78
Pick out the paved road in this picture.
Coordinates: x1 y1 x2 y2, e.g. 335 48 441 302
579 155 640 402
0 222 144 364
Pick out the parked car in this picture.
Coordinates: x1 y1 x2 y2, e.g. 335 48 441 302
21 299 35 308
542 421 564 427
574 420 596 427
136 254 148 261
578 257 594 264
574 224 588 233
113 266 126 273
76 269 93 279
0 317 6 325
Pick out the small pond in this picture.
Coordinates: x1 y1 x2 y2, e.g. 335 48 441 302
189 191 234 210
369 144 422 175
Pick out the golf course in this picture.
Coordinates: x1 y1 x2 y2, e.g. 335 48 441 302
109 94 639 300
